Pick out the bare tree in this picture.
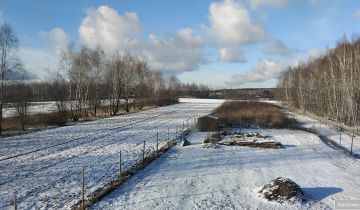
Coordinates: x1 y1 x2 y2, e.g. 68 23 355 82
169 75 180 99
106 54 124 115
120 54 137 112
278 36 360 126
150 71 167 105
0 23 19 134
49 69 69 125
15 80 29 131
62 46 92 121
88 46 105 117
134 60 149 110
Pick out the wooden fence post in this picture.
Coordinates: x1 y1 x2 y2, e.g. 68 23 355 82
156 132 159 154
339 129 342 146
142 141 145 168
13 194 17 210
351 131 354 156
119 150 122 175
81 166 85 209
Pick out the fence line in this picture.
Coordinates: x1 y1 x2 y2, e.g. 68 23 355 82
71 119 196 210
309 120 359 158
7 117 197 210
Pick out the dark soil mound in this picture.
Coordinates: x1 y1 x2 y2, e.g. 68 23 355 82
259 177 303 203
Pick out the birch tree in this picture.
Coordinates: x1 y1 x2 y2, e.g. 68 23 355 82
0 23 19 134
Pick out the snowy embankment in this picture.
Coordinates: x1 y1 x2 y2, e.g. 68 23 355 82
0 99 223 210
91 129 360 210
291 113 360 157
259 99 359 157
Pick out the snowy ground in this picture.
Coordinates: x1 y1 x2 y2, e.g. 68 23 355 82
2 99 131 118
292 112 360 157
0 99 222 210
3 101 57 118
91 128 360 210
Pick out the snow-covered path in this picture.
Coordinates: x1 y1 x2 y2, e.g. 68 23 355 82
0 100 222 210
91 129 360 210
293 113 360 157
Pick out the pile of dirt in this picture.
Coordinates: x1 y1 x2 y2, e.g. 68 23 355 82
218 140 282 148
204 131 282 149
259 177 303 204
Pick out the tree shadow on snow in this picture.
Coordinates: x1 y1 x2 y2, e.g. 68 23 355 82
302 187 342 201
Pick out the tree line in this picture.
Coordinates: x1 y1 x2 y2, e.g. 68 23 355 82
277 36 360 126
0 23 210 133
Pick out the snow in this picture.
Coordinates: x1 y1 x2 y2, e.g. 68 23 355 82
0 99 223 210
2 98 360 210
179 98 279 105
91 128 360 210
292 112 360 156
2 101 57 118
2 99 133 118
179 98 226 104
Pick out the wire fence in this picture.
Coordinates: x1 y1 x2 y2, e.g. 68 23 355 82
308 120 360 158
4 116 199 210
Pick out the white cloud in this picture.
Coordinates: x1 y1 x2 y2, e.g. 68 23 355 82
263 38 292 55
78 6 205 72
308 48 326 60
226 59 283 86
142 29 206 72
18 47 59 80
249 0 286 9
354 9 360 18
207 0 266 45
39 28 70 55
168 28 203 49
79 5 140 53
219 47 247 62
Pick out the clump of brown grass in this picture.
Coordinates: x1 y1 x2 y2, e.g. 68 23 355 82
212 101 293 128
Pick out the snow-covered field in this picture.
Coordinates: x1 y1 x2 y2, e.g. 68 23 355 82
91 129 360 210
0 99 223 209
3 101 57 118
2 99 131 118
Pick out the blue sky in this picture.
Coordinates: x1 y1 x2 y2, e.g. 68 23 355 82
1 0 360 88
